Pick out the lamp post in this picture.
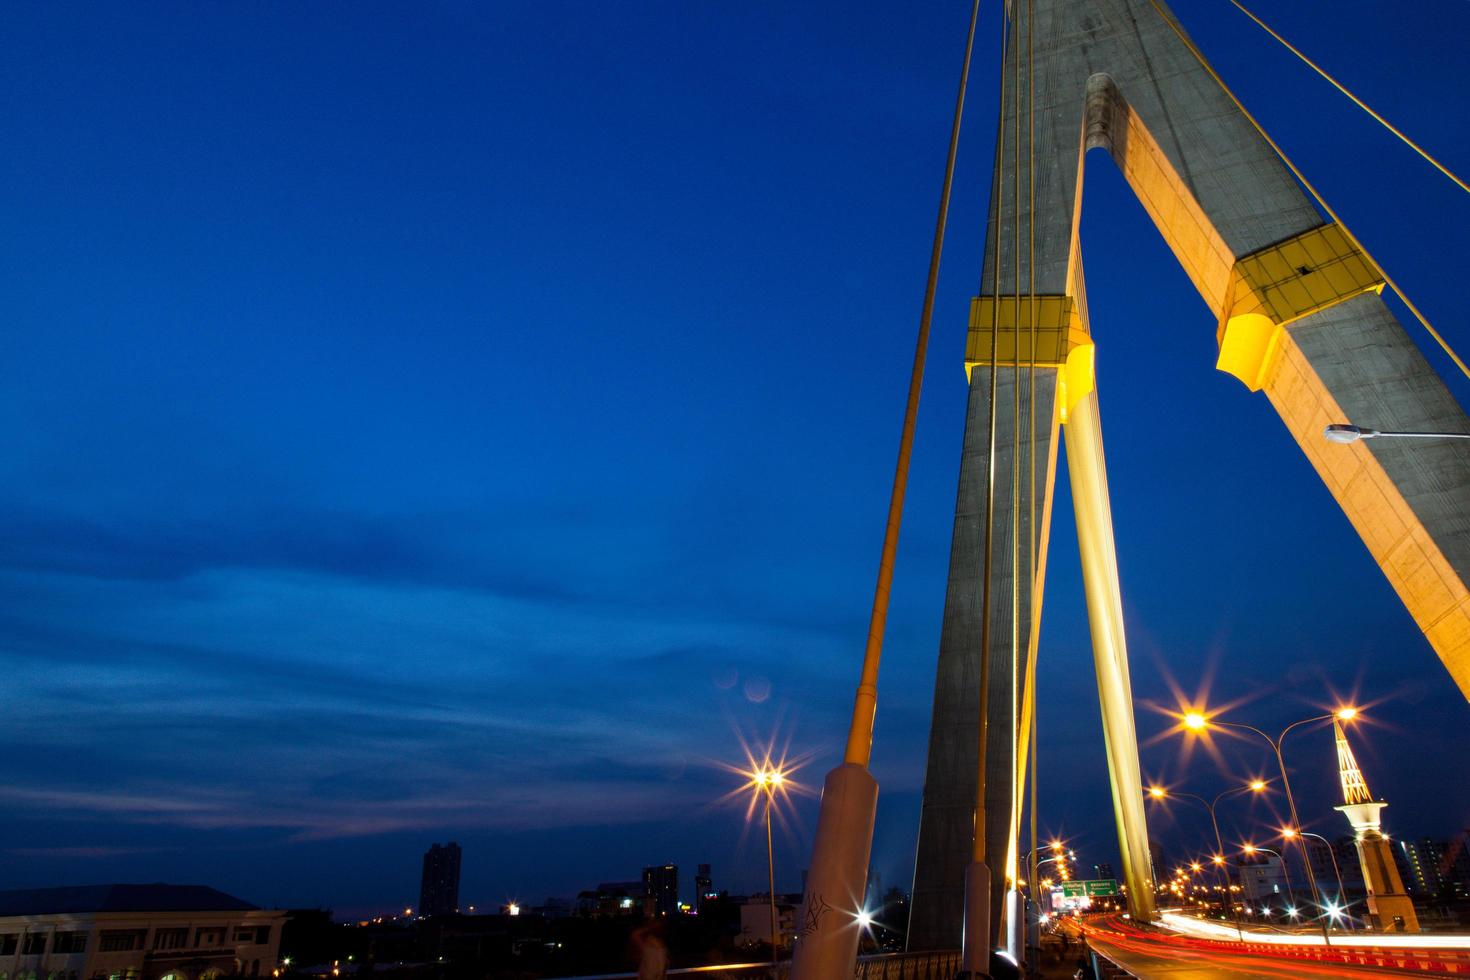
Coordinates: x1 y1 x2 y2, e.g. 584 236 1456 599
1324 424 1470 443
1181 707 1360 942
1242 843 1297 918
1284 829 1351 930
749 767 786 965
1145 780 1265 937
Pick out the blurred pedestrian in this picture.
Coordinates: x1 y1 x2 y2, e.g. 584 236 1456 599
633 919 668 980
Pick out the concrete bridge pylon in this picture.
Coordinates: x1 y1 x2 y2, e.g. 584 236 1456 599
908 0 1470 955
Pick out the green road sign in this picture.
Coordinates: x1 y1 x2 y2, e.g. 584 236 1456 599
1058 879 1118 898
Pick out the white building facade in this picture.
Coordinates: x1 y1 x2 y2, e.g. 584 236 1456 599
0 885 286 980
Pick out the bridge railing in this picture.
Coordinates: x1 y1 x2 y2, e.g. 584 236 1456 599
546 949 961 980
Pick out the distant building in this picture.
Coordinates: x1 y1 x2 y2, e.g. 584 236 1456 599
1147 840 1166 884
1093 864 1115 883
642 865 678 917
737 895 799 950
529 898 572 919
1397 838 1470 900
1237 855 1290 910
575 882 647 917
419 843 462 918
0 883 284 980
694 866 714 914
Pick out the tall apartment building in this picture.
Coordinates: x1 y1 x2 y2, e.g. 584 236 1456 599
642 865 678 917
694 865 713 914
419 842 462 918
1397 837 1470 900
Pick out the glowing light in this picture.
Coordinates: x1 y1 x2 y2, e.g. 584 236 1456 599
1336 707 1358 721
1183 712 1207 731
770 771 785 787
1287 906 1299 918
1212 855 1225 865
1242 844 1256 855
402 908 412 917
1161 911 1470 948
1148 786 1166 799
1190 862 1202 873
1249 779 1267 792
1326 902 1342 918
856 909 873 929
1050 840 1063 851
1281 827 1297 840
507 903 520 916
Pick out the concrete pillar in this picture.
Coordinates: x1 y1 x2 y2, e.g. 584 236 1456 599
909 368 1058 951
912 0 1470 951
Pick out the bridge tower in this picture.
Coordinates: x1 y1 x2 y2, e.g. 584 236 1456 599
908 0 1470 954
1334 720 1419 932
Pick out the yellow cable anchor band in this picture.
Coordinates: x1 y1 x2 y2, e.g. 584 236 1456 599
966 294 1095 421
1216 223 1385 391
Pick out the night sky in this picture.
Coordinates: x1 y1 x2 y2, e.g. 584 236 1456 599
2 1 1468 919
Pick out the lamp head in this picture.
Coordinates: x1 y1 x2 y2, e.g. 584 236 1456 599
1183 712 1207 732
1324 424 1378 443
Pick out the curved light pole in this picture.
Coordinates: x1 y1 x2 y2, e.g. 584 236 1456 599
1284 828 1352 930
1242 843 1297 917
1146 780 1266 937
1181 707 1360 942
1324 423 1470 443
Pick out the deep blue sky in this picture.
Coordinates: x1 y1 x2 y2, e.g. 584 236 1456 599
1 1 1467 918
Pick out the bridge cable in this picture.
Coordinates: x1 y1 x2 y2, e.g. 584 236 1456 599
1144 0 1470 384
1007 0 1024 931
1024 0 1040 926
1226 0 1470 197
974 0 1015 879
840 0 981 769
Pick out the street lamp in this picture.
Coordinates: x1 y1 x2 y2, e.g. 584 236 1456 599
748 765 788 965
1242 843 1298 916
1324 424 1470 443
1145 781 1266 937
1282 828 1352 930
1177 706 1361 942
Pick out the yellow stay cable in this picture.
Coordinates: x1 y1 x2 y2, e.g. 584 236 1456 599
1227 0 1470 197
1145 0 1470 384
1024 0 1039 917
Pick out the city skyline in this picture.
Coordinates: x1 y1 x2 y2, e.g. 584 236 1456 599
2 0 1468 922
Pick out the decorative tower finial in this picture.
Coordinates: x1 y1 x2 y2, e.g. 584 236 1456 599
1335 719 1373 805
1334 716 1420 932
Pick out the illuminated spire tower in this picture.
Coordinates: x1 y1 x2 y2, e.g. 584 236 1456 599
1334 721 1419 933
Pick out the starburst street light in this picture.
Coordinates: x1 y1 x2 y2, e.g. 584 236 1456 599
743 763 790 966
1170 704 1364 942
1144 779 1267 934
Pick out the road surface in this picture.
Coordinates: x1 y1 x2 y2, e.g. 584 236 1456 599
1083 915 1462 978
